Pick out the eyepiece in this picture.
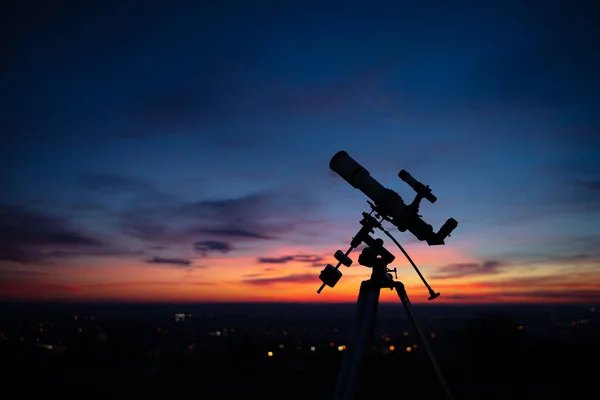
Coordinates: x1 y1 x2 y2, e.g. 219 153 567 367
438 218 458 239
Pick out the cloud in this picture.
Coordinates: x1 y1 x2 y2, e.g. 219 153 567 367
118 193 271 243
39 248 143 260
549 178 600 211
0 204 120 264
415 270 600 302
258 256 294 264
146 257 193 267
486 270 600 289
498 291 600 301
196 227 272 240
0 281 83 297
84 280 216 289
243 273 317 286
292 255 324 264
479 174 600 227
546 157 600 178
565 179 600 192
0 268 54 280
242 267 279 279
410 270 597 302
118 217 172 243
432 260 506 279
69 202 110 213
117 190 318 250
76 172 177 208
480 236 600 266
243 273 264 279
77 173 154 193
193 240 232 257
257 254 324 266
438 294 485 301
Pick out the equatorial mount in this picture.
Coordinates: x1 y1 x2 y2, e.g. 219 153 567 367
317 201 440 301
317 201 454 400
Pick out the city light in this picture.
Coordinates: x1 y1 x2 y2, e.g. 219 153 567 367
174 313 186 322
1 305 595 396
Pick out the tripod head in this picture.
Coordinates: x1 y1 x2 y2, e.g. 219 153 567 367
317 202 441 301
329 150 458 246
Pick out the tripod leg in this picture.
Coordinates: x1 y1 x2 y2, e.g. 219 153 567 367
394 282 454 400
334 281 369 400
339 281 380 400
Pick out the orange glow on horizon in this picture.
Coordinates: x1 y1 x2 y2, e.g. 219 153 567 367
1 245 599 304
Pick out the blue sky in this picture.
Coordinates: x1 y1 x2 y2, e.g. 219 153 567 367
1 0 599 302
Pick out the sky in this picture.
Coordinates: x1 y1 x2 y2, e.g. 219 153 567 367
1 0 599 304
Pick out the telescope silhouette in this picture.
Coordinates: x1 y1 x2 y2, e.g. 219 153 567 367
329 151 457 245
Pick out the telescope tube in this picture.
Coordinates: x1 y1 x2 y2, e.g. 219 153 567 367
330 151 409 222
329 151 389 200
329 150 457 246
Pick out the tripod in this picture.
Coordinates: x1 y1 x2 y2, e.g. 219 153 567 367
317 211 454 400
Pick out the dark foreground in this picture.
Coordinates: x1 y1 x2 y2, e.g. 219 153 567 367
0 302 597 399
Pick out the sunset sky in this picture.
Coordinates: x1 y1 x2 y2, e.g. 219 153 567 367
1 0 599 304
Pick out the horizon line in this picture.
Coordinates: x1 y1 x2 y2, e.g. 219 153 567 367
0 300 595 307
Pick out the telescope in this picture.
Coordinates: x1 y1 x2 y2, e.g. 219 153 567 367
329 151 457 245
318 150 458 400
